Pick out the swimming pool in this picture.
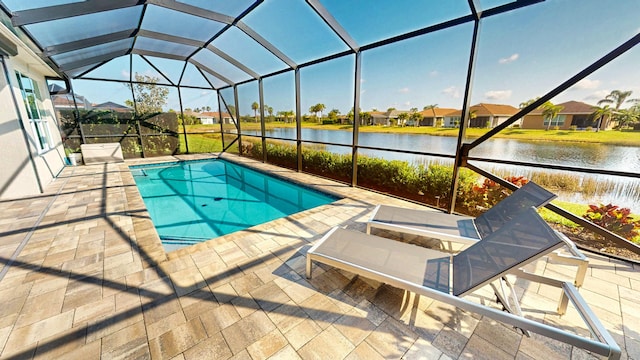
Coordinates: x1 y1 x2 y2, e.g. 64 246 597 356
131 159 337 250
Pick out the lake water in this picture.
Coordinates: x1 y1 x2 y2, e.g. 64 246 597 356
243 128 640 209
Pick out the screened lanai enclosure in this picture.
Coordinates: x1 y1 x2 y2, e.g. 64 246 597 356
1 0 639 254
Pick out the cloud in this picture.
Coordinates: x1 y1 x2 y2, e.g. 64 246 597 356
584 90 609 101
571 79 601 90
403 101 411 107
429 71 439 77
121 69 130 79
485 90 512 101
442 86 460 98
498 53 519 64
398 87 410 93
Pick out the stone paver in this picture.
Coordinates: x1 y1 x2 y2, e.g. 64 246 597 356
0 153 636 359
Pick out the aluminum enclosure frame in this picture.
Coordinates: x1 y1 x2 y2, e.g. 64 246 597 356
1 0 638 254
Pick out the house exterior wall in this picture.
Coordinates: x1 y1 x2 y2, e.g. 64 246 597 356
199 116 215 125
493 115 519 128
522 114 591 130
0 27 65 200
522 115 545 129
444 116 461 128
370 116 389 126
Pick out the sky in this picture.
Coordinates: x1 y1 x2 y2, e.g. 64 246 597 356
63 0 640 117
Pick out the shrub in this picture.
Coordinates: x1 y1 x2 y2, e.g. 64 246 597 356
303 149 351 182
461 176 528 215
240 141 483 208
585 126 593 132
240 139 262 160
569 125 578 131
583 203 640 241
553 125 560 130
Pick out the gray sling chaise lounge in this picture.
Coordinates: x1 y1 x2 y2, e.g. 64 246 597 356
306 208 620 359
366 181 588 287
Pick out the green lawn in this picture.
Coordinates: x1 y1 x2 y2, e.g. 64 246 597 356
179 133 224 153
205 122 640 147
539 200 590 228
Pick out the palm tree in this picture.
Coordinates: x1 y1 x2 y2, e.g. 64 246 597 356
283 110 295 123
316 103 326 121
598 90 633 110
397 112 409 127
615 108 639 128
251 101 259 122
519 97 539 109
541 101 563 130
266 106 274 122
309 104 319 120
409 111 422 127
423 104 438 111
598 90 634 129
591 105 613 131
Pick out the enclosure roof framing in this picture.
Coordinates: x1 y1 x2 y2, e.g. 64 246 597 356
0 0 553 87
3 0 639 257
10 0 143 26
305 0 359 52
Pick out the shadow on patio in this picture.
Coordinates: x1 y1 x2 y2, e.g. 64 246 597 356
0 154 637 359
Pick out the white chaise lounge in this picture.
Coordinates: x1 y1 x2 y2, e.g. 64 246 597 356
307 208 620 359
366 181 588 287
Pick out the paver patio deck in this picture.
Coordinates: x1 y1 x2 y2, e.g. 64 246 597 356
0 153 638 359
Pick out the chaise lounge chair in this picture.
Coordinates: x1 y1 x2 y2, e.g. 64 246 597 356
306 208 620 359
366 181 588 287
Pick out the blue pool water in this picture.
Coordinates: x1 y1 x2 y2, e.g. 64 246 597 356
131 159 337 250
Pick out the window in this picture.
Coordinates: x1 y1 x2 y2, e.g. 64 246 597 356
570 115 595 128
543 114 566 126
15 71 53 152
447 116 461 127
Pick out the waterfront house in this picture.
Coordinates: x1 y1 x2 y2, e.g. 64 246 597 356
369 109 414 126
369 111 389 125
521 100 605 130
199 111 234 125
419 107 459 127
444 103 519 128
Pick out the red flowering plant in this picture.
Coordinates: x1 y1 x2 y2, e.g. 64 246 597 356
475 176 528 206
464 176 529 215
583 203 640 241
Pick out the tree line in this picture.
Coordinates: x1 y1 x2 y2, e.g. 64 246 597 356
122 74 640 130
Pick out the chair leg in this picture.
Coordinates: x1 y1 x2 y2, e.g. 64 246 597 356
306 257 313 279
547 252 589 287
557 291 570 315
490 277 531 337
